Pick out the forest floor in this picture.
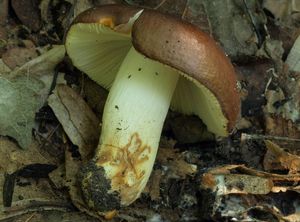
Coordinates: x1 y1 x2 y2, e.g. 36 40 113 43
0 0 299 221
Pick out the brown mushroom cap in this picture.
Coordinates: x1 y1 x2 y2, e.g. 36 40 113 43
132 10 240 132
65 4 240 135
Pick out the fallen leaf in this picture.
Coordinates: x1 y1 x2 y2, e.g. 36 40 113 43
286 34 300 72
169 115 214 143
48 85 100 160
11 0 41 31
82 77 108 117
0 137 62 214
0 59 11 73
264 85 300 127
64 147 101 220
200 164 300 196
62 0 93 30
146 169 162 201
48 164 65 189
47 83 102 219
0 0 8 25
263 140 300 174
262 36 300 136
0 32 7 57
0 45 65 148
2 41 38 69
10 45 65 78
263 63 300 148
39 0 52 25
202 172 273 195
0 137 53 174
156 148 197 179
283 213 300 222
265 115 300 141
200 165 300 221
0 76 44 148
263 0 300 20
203 0 261 60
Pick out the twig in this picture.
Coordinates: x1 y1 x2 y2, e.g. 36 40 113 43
241 133 300 142
24 212 36 222
36 124 61 150
0 199 73 221
242 0 267 47
154 0 167 10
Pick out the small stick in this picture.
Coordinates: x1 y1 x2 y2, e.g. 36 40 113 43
154 0 167 10
241 133 300 142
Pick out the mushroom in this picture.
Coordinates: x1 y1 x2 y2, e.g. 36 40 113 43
65 5 240 212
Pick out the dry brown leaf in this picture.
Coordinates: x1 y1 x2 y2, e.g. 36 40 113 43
48 85 100 160
265 115 300 138
0 140 68 220
0 45 65 149
201 164 300 194
263 76 300 150
263 67 300 142
146 169 162 201
64 148 86 211
82 77 108 117
264 140 300 174
11 0 41 31
283 213 300 222
0 59 11 73
64 147 104 220
0 0 8 25
169 115 214 143
156 148 197 179
48 85 105 219
202 173 273 195
2 40 38 69
0 138 53 174
200 164 300 220
48 164 65 189
263 0 300 20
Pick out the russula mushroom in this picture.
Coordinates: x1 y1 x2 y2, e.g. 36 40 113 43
65 5 240 212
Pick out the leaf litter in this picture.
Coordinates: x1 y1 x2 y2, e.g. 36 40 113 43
0 0 299 221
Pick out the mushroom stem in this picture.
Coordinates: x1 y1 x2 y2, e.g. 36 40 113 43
91 47 179 207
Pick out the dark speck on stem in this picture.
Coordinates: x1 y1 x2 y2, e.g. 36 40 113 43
138 68 142 71
115 105 119 110
128 75 131 79
155 72 159 76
